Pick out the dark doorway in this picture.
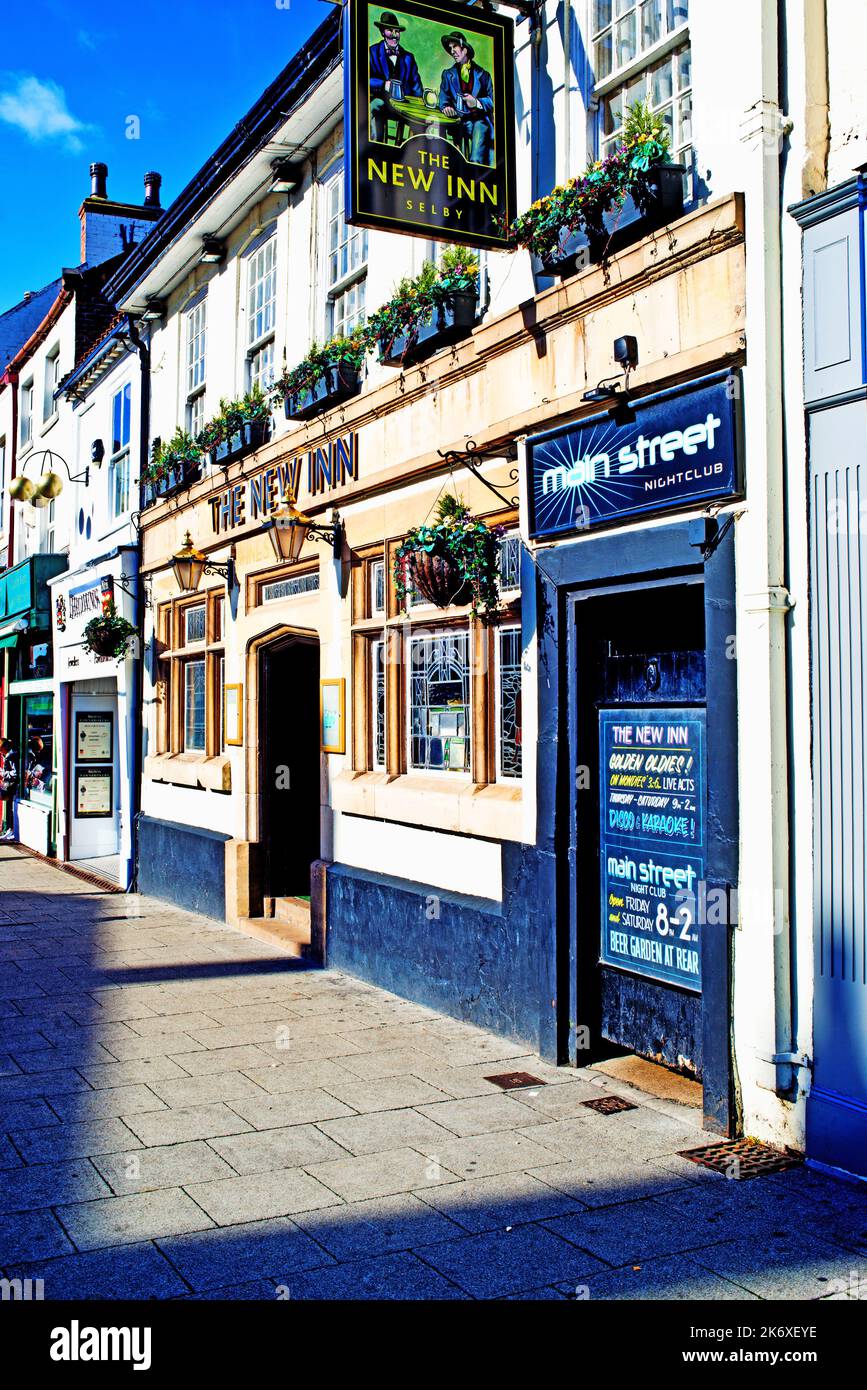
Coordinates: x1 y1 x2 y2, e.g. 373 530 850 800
574 581 706 1078
260 637 320 899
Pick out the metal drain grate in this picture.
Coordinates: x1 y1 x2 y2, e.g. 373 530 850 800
484 1071 546 1091
677 1138 804 1179
580 1094 638 1114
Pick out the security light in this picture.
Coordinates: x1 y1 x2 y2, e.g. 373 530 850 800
199 236 225 265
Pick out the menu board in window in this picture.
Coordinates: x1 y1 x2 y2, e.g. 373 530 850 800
75 767 113 818
76 711 114 764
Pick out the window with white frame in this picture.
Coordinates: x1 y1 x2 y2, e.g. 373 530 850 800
185 298 207 437
246 236 276 391
0 436 5 530
593 1 692 179
110 383 132 517
496 626 523 780
408 629 471 773
20 380 33 448
43 346 60 421
370 559 385 616
325 171 368 339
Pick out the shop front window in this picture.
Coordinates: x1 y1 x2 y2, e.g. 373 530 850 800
408 629 471 773
16 637 53 682
24 698 54 802
372 638 386 771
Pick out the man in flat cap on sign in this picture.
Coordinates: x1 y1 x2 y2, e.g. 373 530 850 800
438 30 494 166
369 11 423 142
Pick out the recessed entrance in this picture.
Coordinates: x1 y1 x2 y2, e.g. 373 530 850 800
259 635 321 900
574 582 706 1080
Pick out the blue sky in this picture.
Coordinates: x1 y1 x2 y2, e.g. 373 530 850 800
0 0 328 310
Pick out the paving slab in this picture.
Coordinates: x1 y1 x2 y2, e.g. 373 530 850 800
279 1250 470 1300
4 1242 190 1300
305 1147 461 1202
122 1102 253 1147
226 1090 356 1130
316 1109 455 1157
0 1158 112 1212
292 1193 464 1261
57 1188 215 1251
209 1124 349 1173
0 1209 75 1264
415 1224 609 1299
416 1170 588 1233
183 1168 343 1224
92 1141 237 1194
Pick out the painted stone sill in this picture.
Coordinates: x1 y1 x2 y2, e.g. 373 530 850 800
144 752 231 793
333 769 523 842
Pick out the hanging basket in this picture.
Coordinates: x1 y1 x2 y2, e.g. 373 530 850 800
407 549 470 608
83 606 137 661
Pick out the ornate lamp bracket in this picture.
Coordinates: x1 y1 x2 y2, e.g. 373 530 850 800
437 440 520 511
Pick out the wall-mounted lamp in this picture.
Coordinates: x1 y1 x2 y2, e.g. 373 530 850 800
270 158 304 195
9 448 89 507
91 439 106 466
263 490 345 564
199 236 225 265
140 298 166 322
583 335 639 422
171 531 236 594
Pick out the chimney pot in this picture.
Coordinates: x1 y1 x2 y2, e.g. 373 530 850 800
143 171 162 208
90 162 108 199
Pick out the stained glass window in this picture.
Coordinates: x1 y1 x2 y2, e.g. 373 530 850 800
372 639 386 770
497 534 521 593
184 659 206 752
497 626 523 780
408 630 471 773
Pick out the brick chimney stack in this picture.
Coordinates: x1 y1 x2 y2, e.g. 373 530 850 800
79 164 164 267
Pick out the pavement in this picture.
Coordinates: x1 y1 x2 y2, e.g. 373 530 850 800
1 844 865 1302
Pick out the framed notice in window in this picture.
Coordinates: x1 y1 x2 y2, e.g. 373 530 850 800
75 766 113 818
224 684 243 747
76 711 113 763
320 678 345 754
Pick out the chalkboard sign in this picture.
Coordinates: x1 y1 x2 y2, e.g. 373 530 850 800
598 707 705 992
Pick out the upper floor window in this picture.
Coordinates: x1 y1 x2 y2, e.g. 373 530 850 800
43 347 60 422
0 435 6 530
20 380 33 448
185 298 207 436
325 171 367 339
593 1 692 177
246 236 276 391
110 383 132 517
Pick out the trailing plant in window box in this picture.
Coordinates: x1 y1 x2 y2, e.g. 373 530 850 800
198 386 271 463
370 247 480 366
140 428 201 500
394 494 500 618
83 602 138 661
506 102 680 271
272 335 366 421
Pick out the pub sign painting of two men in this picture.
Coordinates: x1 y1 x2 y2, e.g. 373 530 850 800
344 0 516 249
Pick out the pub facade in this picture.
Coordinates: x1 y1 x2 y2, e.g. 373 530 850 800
102 0 828 1161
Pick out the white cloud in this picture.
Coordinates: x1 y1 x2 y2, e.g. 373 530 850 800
0 75 92 153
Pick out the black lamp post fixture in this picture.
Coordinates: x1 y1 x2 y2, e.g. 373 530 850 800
171 531 236 594
264 489 344 564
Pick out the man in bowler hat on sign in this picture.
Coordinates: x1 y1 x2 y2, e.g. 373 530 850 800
369 11 424 142
438 30 494 165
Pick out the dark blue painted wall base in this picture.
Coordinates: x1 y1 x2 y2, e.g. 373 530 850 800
137 815 230 921
326 841 559 1060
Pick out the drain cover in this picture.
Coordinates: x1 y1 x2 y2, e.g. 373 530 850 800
484 1071 546 1091
580 1094 638 1114
677 1138 804 1179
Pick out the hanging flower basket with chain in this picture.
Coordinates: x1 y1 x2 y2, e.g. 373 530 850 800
394 496 500 618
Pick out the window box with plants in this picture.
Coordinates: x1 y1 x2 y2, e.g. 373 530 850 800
371 249 479 369
508 103 684 279
272 336 365 422
140 429 202 507
198 387 271 468
82 603 138 661
394 495 500 617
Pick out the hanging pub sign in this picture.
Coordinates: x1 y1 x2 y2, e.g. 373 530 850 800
599 707 705 992
343 0 516 249
528 373 742 540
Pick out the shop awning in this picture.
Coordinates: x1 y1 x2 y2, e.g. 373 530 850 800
0 633 19 649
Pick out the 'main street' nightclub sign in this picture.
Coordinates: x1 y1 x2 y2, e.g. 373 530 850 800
209 435 357 535
528 374 741 539
344 0 516 249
